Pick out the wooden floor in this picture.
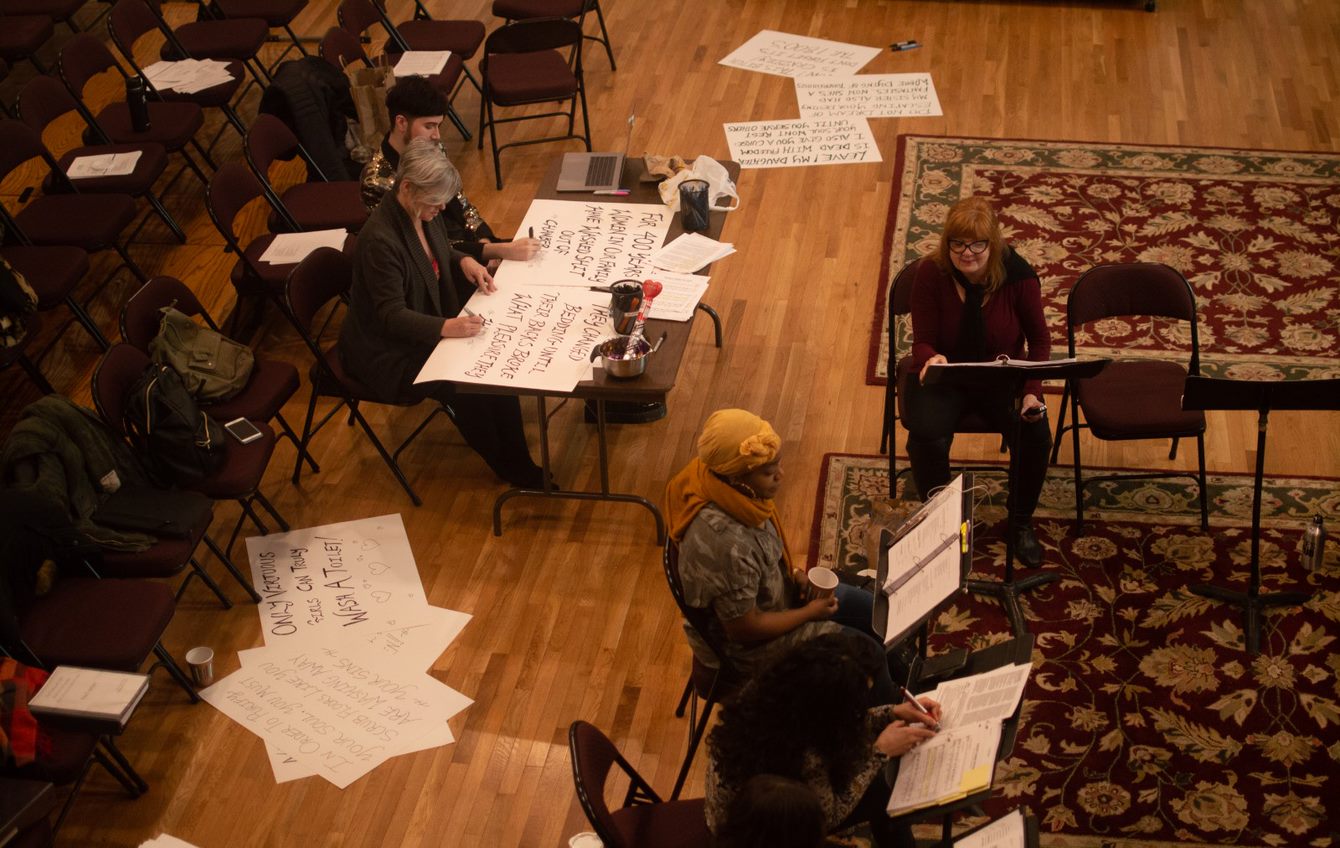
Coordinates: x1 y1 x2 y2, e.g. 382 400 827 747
2 0 1338 845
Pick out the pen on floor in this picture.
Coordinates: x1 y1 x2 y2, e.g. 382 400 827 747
900 686 941 731
890 40 920 51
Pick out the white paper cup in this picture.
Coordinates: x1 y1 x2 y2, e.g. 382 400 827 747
186 646 215 688
807 566 839 600
568 833 603 848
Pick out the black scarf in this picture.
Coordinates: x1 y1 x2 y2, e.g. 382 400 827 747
950 247 1035 362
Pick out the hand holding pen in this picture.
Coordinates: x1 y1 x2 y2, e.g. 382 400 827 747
895 687 942 731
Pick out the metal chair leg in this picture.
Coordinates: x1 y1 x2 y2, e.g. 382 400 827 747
152 642 200 703
145 191 187 242
252 489 289 532
185 556 232 608
1196 433 1209 530
201 532 261 603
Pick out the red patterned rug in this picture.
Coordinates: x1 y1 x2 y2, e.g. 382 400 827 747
811 454 1340 847
868 136 1340 385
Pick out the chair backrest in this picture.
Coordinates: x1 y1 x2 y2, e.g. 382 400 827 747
16 76 81 136
59 33 126 99
319 26 370 71
1067 262 1199 368
485 17 582 57
337 0 383 40
568 720 660 847
121 276 213 351
662 540 733 671
286 247 352 341
91 342 153 438
0 120 57 181
109 0 167 66
205 162 267 247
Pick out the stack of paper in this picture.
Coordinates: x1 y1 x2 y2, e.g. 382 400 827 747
886 719 1001 816
142 59 235 94
66 151 142 180
646 270 710 321
649 233 736 273
200 515 474 787
30 666 150 727
925 662 1031 731
955 809 1025 848
258 229 347 265
394 50 451 77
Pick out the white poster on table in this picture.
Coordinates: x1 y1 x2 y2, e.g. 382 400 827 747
723 117 882 169
719 30 881 78
247 514 427 646
415 287 612 392
795 73 943 119
201 643 473 789
492 199 672 290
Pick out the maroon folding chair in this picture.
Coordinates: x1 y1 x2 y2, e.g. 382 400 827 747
478 17 590 189
0 13 55 73
0 120 150 288
0 245 107 350
493 0 614 70
569 720 710 848
243 114 368 233
92 343 290 557
197 0 307 66
120 274 318 477
17 75 184 244
0 313 55 394
359 0 484 93
141 0 271 87
58 32 215 186
108 0 249 139
0 0 84 34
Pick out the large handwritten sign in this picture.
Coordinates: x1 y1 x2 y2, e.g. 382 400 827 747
246 515 427 646
416 287 607 392
795 73 943 119
493 199 671 290
724 117 882 169
201 643 472 788
719 30 881 78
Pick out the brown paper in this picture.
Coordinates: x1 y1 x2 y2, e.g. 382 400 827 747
346 62 395 152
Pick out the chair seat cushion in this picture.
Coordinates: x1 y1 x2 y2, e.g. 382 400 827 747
19 578 174 671
398 19 485 57
610 799 711 848
233 234 356 294
0 14 53 59
1076 359 1205 439
54 142 168 195
99 532 203 579
184 421 276 499
214 0 303 26
159 60 245 108
95 102 204 149
493 0 585 19
279 182 369 233
170 18 269 60
485 50 575 103
0 245 88 308
204 356 300 422
16 195 137 249
313 345 384 402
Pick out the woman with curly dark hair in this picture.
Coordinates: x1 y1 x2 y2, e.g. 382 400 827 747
705 633 939 847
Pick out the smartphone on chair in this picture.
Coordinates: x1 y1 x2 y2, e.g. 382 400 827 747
223 417 263 444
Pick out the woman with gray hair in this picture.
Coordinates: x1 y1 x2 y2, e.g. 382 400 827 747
339 138 545 488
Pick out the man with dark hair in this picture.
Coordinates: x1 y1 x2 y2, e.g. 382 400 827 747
360 76 537 268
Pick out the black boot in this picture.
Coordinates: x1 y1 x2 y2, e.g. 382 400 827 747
1014 522 1043 568
905 436 952 502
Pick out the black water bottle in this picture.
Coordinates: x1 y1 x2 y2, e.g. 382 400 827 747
126 75 152 134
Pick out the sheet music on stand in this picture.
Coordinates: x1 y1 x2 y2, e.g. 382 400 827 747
954 808 1026 848
876 473 970 647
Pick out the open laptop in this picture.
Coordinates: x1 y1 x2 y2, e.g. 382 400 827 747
557 112 635 192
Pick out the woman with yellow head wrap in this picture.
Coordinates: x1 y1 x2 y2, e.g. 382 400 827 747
665 410 896 702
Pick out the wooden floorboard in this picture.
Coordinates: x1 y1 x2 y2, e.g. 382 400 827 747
1 0 1337 845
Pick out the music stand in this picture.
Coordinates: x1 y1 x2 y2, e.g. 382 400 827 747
1181 376 1340 654
925 358 1109 636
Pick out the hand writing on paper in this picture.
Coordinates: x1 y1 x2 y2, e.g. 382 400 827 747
876 720 937 757
460 256 496 293
893 696 943 728
920 354 947 383
441 315 484 338
497 238 541 261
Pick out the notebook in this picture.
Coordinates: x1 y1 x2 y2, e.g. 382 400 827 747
557 112 636 192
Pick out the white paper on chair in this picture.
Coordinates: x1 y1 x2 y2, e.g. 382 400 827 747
648 234 734 274
257 229 346 265
394 51 451 77
794 73 943 119
245 514 429 647
142 58 234 93
719 30 880 78
492 199 673 290
415 286 612 392
723 117 881 169
66 151 142 179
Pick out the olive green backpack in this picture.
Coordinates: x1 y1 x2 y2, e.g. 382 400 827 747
148 306 255 402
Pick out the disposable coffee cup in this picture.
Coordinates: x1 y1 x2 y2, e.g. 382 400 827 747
186 646 214 688
678 179 710 232
568 834 603 848
807 566 839 600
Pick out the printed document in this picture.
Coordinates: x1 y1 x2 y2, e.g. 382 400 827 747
645 270 710 321
881 474 964 644
887 719 1000 816
927 662 1032 731
258 229 346 264
649 233 735 273
67 151 142 179
955 809 1025 848
395 51 452 77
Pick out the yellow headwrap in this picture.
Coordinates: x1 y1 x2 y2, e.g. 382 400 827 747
664 410 795 572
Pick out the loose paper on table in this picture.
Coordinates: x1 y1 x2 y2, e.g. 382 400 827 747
394 50 451 77
649 233 735 273
67 151 142 179
719 30 881 78
886 719 1001 816
258 229 346 265
795 73 943 120
955 809 1025 848
645 270 709 322
723 117 881 169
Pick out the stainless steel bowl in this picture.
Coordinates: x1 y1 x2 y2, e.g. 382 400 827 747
592 333 665 378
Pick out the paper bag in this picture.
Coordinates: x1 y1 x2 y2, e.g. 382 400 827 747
346 62 394 153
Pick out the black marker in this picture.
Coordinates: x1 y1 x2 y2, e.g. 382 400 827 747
890 40 920 52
